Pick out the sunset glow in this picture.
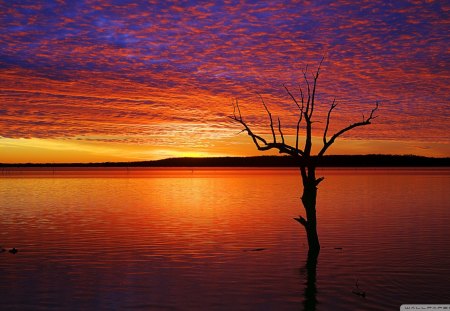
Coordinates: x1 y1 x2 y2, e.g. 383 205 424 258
1 1 449 162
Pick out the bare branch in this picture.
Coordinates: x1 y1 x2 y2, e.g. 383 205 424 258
228 114 267 148
232 99 242 119
229 100 268 149
300 58 325 157
294 216 307 227
316 56 325 79
323 99 337 145
295 119 302 153
303 109 313 157
283 84 301 110
298 83 305 106
318 102 379 157
302 66 311 116
284 84 304 152
258 94 276 143
277 117 285 145
229 100 304 157
309 56 324 119
315 176 324 186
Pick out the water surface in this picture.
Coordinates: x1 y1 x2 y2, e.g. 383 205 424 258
1 168 449 310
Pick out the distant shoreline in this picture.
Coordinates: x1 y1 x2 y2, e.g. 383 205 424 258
1 155 449 167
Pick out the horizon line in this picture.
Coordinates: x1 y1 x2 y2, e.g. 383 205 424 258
1 154 449 167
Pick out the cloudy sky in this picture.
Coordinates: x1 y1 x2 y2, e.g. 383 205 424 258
1 0 449 162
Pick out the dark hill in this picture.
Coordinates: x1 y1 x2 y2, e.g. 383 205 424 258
1 155 449 167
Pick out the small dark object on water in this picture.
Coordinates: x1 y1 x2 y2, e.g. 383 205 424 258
244 248 267 252
334 247 343 250
9 248 18 254
352 280 366 298
352 289 366 298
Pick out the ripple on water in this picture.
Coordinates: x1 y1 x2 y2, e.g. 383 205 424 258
1 168 449 310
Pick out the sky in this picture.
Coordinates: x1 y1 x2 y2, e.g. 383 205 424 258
0 0 449 163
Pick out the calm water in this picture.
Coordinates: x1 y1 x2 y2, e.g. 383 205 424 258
1 168 449 310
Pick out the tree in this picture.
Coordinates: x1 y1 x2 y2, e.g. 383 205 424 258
230 59 378 256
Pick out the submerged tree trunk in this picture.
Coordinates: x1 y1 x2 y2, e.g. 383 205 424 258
302 181 320 254
296 165 321 254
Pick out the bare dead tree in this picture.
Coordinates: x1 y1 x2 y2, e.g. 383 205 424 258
230 59 379 255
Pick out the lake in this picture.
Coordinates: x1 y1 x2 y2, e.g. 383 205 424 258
1 167 449 310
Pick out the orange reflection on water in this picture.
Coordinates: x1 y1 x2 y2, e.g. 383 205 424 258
1 168 449 310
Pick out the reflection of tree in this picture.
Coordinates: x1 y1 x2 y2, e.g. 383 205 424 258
230 58 378 256
301 251 318 311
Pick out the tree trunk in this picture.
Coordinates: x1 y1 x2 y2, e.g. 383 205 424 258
295 165 323 256
301 179 320 255
295 165 321 254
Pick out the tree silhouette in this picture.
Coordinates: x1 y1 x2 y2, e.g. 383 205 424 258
230 59 378 256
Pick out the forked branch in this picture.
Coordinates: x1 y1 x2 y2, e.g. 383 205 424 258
229 100 303 157
319 102 379 157
294 215 307 227
283 84 304 152
323 99 337 145
309 56 324 119
259 94 277 143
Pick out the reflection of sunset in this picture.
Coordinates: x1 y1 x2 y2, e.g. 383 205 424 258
1 1 449 162
2 168 449 309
